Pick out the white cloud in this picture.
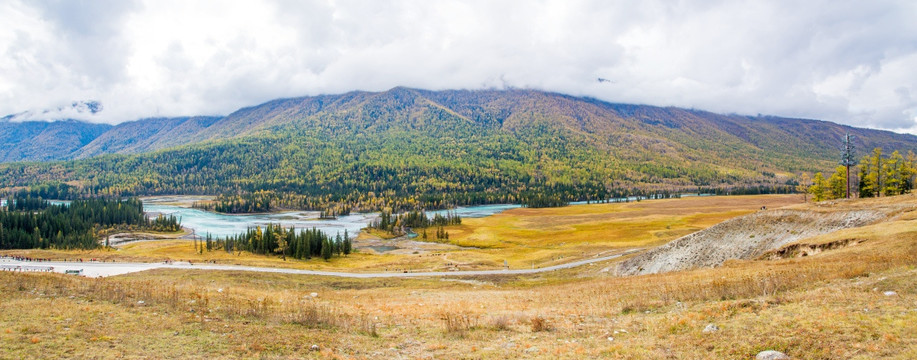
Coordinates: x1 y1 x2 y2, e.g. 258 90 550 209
1 0 916 132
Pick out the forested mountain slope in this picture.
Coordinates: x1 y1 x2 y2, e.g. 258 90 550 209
72 116 222 159
1 88 915 211
0 120 111 162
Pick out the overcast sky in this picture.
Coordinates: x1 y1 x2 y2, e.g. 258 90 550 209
2 0 916 133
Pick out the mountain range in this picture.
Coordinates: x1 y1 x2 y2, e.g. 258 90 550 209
2 87 916 210
3 88 915 165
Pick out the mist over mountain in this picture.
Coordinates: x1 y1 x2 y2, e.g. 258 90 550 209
1 101 103 123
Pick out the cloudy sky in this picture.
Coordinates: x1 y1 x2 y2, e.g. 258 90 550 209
2 0 916 133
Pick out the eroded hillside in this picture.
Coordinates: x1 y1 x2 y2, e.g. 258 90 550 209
616 194 917 275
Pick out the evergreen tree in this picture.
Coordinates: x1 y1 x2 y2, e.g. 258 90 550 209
334 232 342 256
321 238 333 260
343 230 352 255
1 196 178 250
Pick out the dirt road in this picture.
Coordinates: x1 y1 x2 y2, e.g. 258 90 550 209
1 249 639 278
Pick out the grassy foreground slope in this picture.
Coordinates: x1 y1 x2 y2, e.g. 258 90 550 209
1 194 916 358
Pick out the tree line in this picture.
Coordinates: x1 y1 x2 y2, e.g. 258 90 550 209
192 191 273 214
6 195 52 211
203 224 351 261
367 210 462 238
805 148 917 201
1 196 181 250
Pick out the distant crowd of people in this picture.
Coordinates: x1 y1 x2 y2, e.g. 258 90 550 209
2 255 53 262
0 255 219 265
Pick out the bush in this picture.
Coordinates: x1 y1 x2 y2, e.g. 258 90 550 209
530 315 551 332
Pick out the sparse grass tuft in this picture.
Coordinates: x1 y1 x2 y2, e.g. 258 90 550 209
488 314 512 331
440 311 478 336
355 313 379 337
530 316 551 332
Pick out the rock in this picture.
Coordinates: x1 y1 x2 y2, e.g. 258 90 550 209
310 344 320 351
756 350 789 360
883 291 897 296
524 346 539 353
703 323 719 333
606 337 614 341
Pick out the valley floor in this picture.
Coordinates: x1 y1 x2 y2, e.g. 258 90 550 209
1 194 916 358
1 194 801 273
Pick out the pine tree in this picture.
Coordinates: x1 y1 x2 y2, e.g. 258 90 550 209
321 238 332 260
343 233 352 255
334 232 342 256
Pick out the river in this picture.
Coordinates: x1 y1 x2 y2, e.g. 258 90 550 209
4 196 706 239
142 200 521 239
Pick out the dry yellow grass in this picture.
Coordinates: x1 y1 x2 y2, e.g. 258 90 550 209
3 194 801 272
443 194 799 267
2 194 915 358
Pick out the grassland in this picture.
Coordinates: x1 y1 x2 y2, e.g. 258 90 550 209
1 195 800 273
2 194 916 358
442 195 800 268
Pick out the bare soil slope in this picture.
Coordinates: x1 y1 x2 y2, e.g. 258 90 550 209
616 195 917 275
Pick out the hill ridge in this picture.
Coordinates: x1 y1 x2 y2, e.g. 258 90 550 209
3 87 915 164
2 88 917 212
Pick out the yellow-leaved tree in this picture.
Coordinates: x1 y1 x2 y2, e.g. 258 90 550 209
827 165 848 199
808 172 829 202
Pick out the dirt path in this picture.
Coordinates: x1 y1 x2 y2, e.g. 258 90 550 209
0 249 640 278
